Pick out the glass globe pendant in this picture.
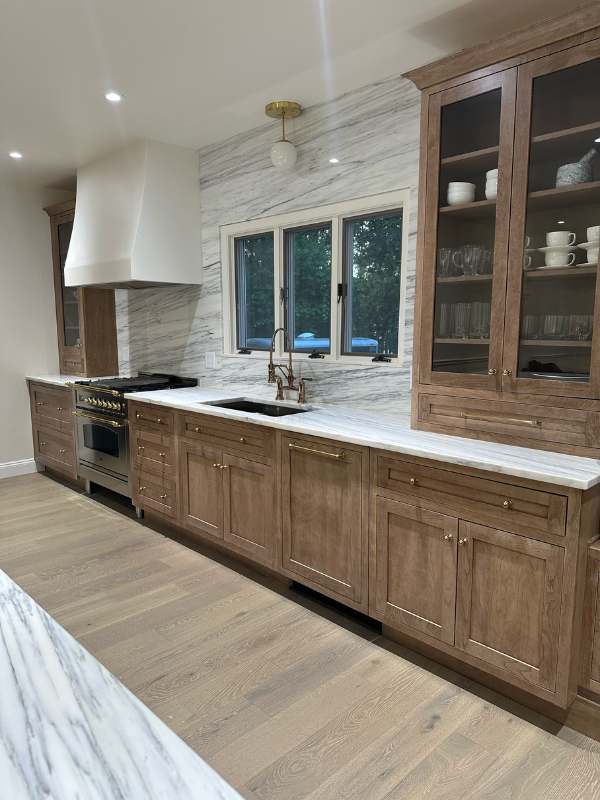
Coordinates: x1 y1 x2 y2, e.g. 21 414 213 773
265 102 302 168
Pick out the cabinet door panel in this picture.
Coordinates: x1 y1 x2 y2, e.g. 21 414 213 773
132 428 176 476
371 497 458 645
456 521 563 691
281 436 366 608
223 453 275 565
180 441 223 538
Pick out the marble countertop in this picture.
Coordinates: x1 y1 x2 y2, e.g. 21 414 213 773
26 374 123 388
0 567 243 800
126 386 600 490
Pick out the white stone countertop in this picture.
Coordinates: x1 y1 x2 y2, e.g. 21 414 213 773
0 567 243 800
26 374 123 388
126 386 600 490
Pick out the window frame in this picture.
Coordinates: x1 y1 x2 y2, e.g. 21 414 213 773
221 189 410 367
234 232 276 352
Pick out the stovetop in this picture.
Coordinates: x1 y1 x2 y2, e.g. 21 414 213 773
74 372 198 394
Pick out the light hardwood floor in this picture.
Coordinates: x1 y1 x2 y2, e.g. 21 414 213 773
1 472 600 799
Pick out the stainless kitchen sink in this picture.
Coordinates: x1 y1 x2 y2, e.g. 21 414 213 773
206 399 311 417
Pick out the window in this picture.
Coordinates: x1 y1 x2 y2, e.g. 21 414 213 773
235 233 274 351
342 212 403 356
221 190 409 364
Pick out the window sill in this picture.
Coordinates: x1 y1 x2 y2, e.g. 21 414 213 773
222 352 401 368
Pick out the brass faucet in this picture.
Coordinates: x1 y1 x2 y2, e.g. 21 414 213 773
268 327 314 404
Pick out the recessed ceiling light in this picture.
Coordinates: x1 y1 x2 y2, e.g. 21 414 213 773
104 92 124 102
8 151 23 158
329 158 339 163
558 220 565 224
595 137 600 142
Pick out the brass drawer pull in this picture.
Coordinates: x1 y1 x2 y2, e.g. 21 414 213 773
240 437 247 443
138 446 145 451
159 452 167 457
136 413 143 419
160 494 167 500
409 477 419 486
459 538 468 547
502 500 513 510
40 442 47 446
461 411 540 426
37 401 44 406
59 449 66 454
289 443 345 460
194 427 203 433
444 533 453 541
139 486 146 492
157 418 164 424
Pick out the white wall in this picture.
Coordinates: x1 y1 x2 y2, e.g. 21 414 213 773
116 72 422 414
0 181 74 471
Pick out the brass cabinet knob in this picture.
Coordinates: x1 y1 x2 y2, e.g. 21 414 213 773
40 442 47 446
488 368 497 375
444 533 453 541
220 464 228 470
139 486 146 492
37 401 44 405
213 463 220 468
59 449 66 453
502 500 513 510
57 406 64 411
136 413 143 419
409 477 419 486
459 538 468 547
240 437 247 443
195 427 202 432
160 494 167 500
157 418 163 424
138 446 145 451
502 369 512 376
159 452 166 457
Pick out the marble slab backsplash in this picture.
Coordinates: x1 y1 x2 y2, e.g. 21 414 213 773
115 72 421 414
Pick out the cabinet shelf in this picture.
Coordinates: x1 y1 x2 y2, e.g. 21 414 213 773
527 181 600 211
520 339 593 347
437 274 494 284
440 145 499 166
530 121 600 164
524 266 597 279
434 338 490 344
438 199 497 220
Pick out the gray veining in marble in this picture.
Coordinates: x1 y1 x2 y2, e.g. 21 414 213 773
0 567 243 800
126 387 600 489
115 73 421 414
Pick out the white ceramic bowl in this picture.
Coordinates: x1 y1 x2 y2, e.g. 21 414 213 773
486 169 498 179
447 182 475 205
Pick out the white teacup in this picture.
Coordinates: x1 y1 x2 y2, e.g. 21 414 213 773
544 249 576 267
546 230 576 247
587 226 600 242
579 242 599 263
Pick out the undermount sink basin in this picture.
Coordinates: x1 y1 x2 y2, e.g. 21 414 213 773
207 399 311 417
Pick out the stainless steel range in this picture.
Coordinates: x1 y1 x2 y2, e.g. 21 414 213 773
66 373 197 501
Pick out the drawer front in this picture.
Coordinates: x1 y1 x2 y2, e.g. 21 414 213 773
31 385 72 431
419 393 600 450
131 428 176 476
180 413 270 458
377 455 567 539
34 426 75 471
130 403 175 434
61 356 85 375
132 469 177 518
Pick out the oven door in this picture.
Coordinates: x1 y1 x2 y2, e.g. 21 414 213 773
74 412 129 481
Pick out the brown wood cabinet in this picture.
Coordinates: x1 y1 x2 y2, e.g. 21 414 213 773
280 433 369 612
406 9 600 457
580 542 600 697
44 200 118 378
28 382 77 479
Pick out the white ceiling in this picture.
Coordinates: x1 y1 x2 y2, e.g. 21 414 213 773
0 0 591 187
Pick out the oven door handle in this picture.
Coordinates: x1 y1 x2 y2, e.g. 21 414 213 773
66 382 121 397
72 411 128 428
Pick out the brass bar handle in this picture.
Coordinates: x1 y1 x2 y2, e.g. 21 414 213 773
289 443 345 460
459 538 468 547
66 382 120 397
461 411 540 426
72 411 128 428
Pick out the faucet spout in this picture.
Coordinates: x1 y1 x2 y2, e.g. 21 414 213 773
268 327 294 385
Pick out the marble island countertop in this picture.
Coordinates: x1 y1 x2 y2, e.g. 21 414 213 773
0 567 243 800
126 386 600 490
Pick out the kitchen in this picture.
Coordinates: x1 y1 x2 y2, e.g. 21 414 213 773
3 1 600 798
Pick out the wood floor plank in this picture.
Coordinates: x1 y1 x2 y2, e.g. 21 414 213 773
1 472 600 800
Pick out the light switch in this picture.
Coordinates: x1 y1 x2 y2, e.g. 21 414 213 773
205 351 216 369
121 346 130 361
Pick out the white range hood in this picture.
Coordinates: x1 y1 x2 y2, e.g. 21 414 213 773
64 138 203 289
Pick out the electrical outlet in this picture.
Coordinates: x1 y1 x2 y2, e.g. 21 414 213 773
205 351 216 369
121 346 130 361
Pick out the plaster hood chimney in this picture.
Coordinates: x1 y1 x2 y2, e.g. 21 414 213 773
64 138 202 289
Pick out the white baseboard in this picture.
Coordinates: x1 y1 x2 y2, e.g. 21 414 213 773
0 458 39 480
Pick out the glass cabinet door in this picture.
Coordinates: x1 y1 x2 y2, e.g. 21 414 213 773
56 218 80 348
504 40 600 397
419 70 517 390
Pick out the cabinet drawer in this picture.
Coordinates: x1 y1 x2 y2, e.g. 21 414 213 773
131 428 176 476
34 425 75 471
130 403 175 434
31 385 72 431
132 469 177 518
61 356 85 375
419 394 600 450
180 413 270 458
377 454 567 539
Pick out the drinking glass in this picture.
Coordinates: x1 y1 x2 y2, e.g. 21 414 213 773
477 248 494 275
521 315 539 339
452 303 470 338
438 303 453 337
557 315 569 340
542 315 558 339
437 248 453 278
470 302 491 338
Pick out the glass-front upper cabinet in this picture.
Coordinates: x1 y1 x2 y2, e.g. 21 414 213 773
57 218 80 348
504 41 600 398
419 70 517 390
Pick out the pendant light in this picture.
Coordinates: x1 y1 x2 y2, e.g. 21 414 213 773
265 101 302 168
